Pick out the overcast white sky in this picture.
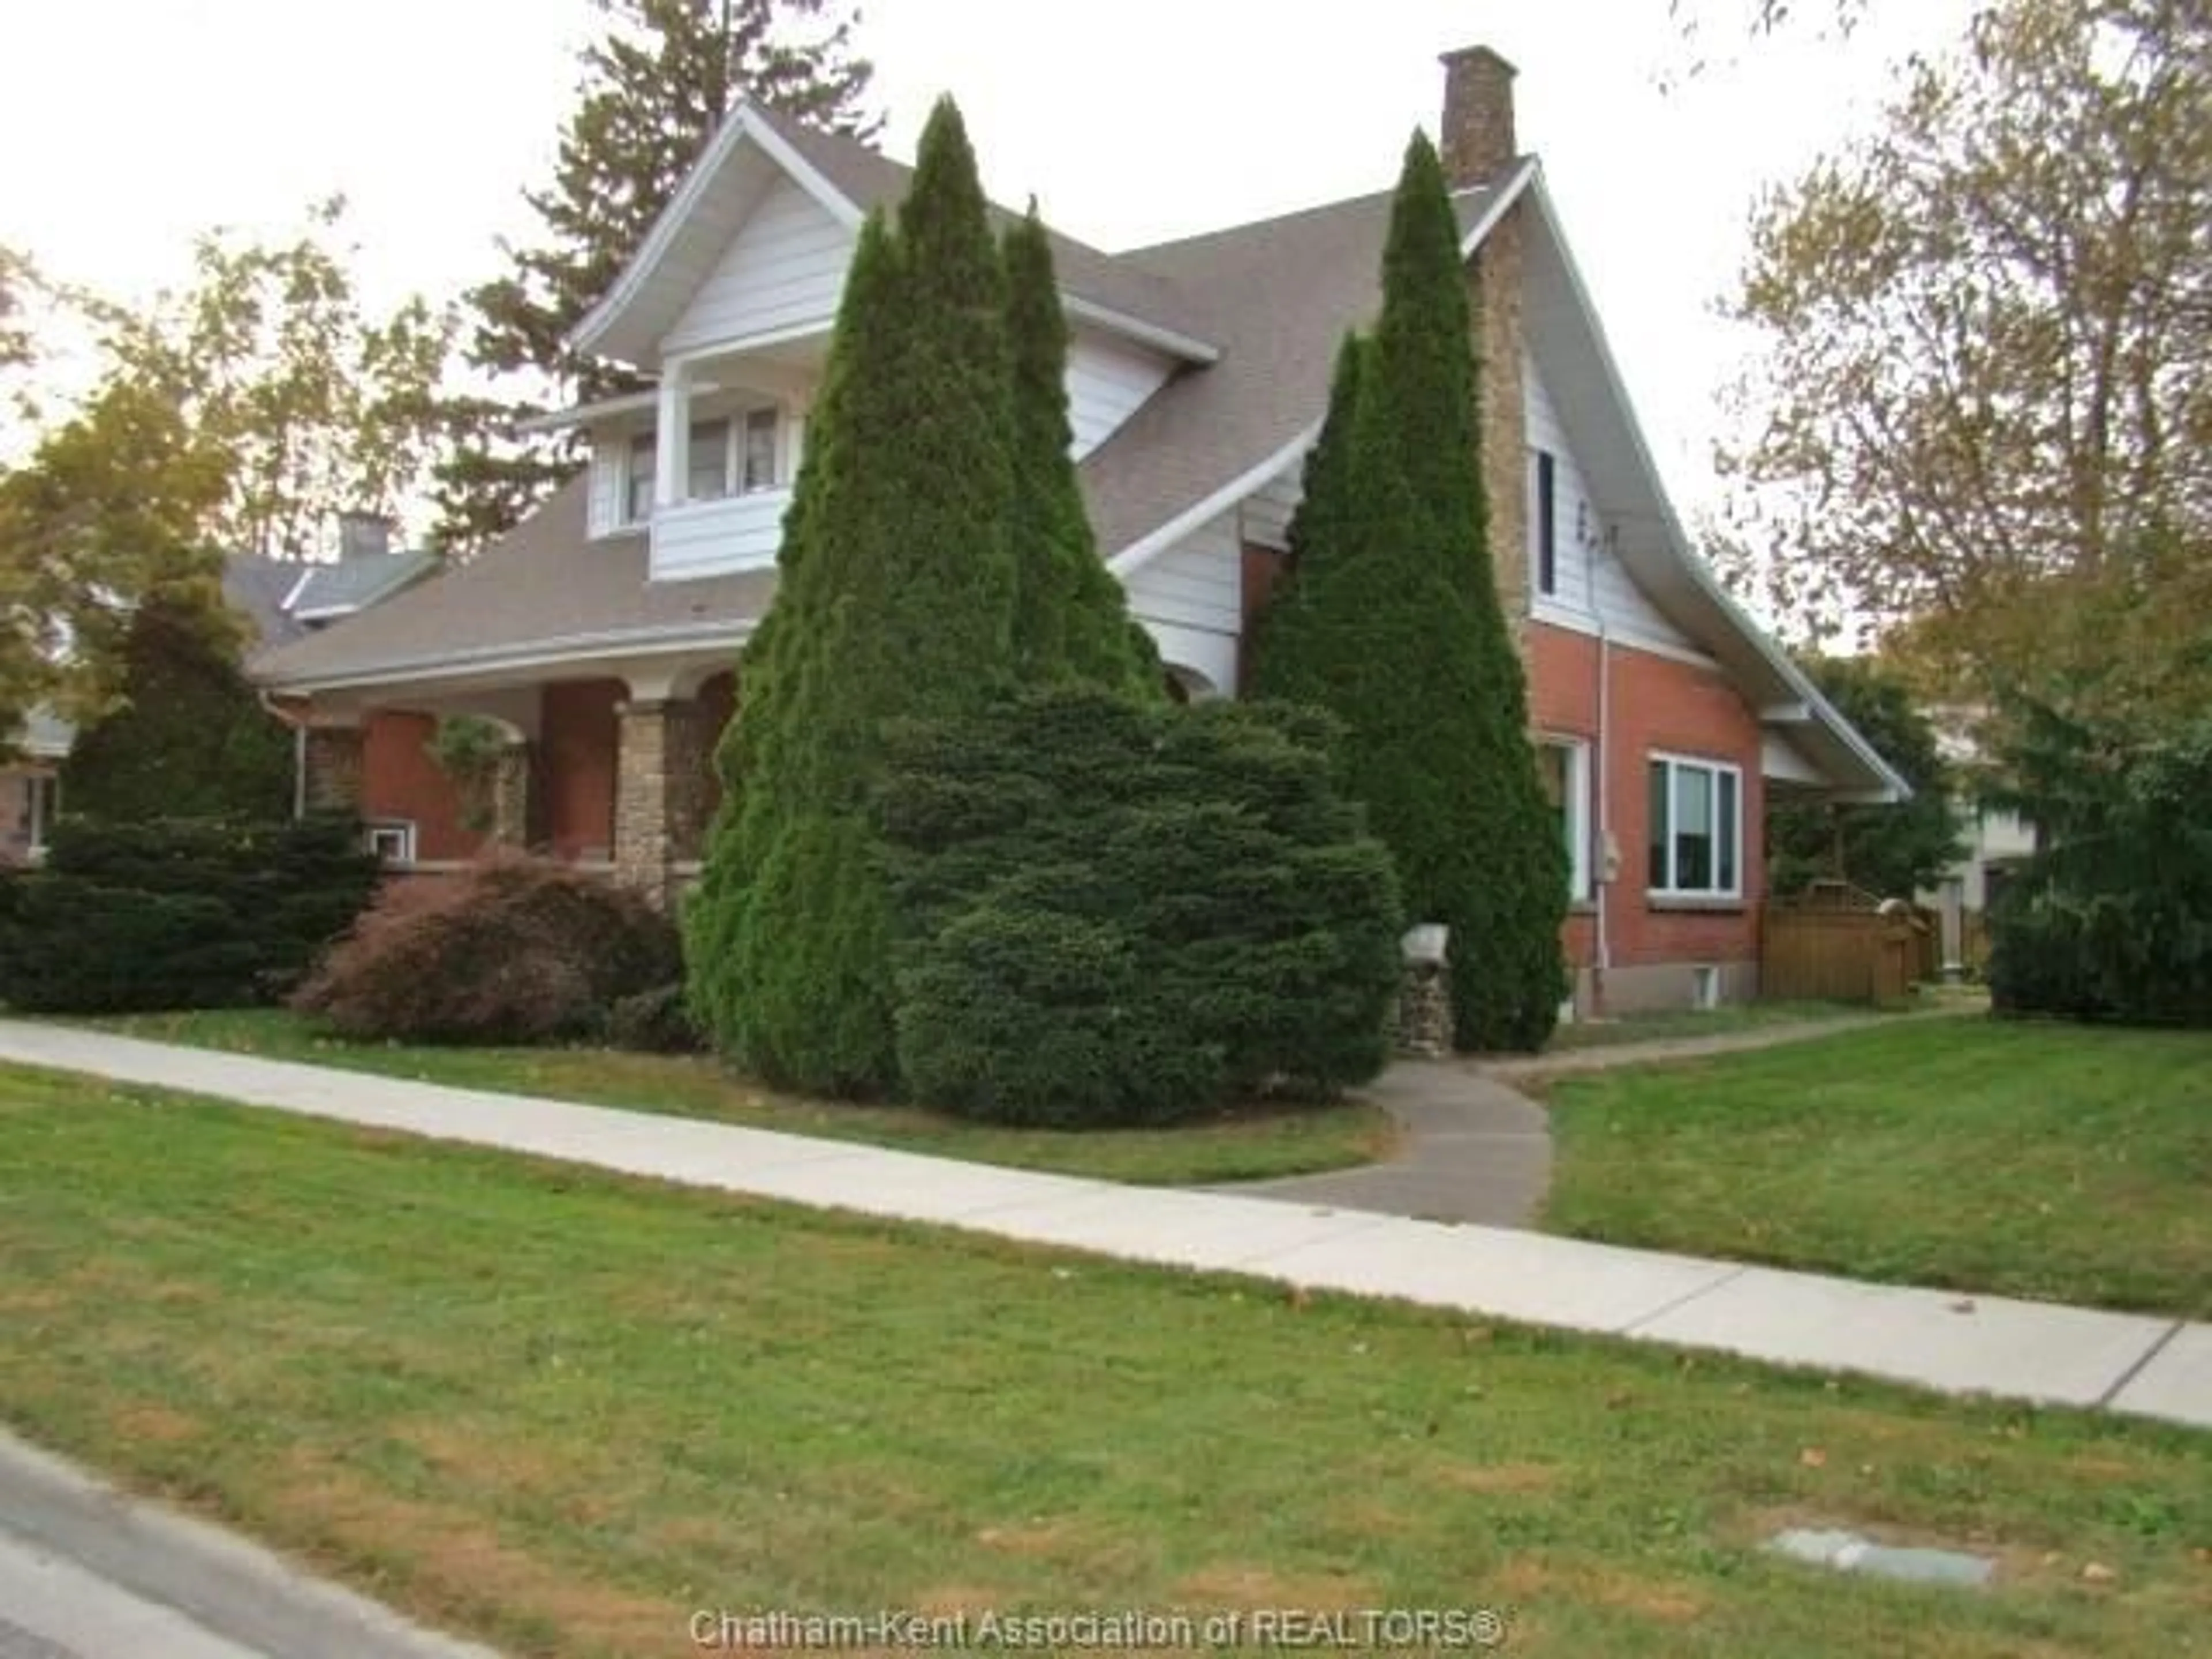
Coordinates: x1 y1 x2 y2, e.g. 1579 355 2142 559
0 0 1981 518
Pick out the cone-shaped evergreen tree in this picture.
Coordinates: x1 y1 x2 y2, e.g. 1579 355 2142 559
685 99 1020 1094
1002 208 1161 696
1252 131 1566 1052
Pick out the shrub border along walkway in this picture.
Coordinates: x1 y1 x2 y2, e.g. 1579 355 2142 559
0 1018 2202 1431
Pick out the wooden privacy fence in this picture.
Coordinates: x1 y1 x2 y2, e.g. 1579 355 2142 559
1763 882 1930 1009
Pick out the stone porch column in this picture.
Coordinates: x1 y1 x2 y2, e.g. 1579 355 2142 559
302 723 365 815
488 742 533 849
613 699 684 903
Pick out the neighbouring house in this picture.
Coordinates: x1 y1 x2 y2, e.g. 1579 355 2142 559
0 709 69 863
1916 709 2035 978
1 520 434 859
251 46 1906 1014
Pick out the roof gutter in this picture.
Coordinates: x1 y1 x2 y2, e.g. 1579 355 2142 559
255 618 760 698
1516 171 1910 805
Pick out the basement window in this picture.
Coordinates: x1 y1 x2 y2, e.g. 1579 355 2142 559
363 820 417 865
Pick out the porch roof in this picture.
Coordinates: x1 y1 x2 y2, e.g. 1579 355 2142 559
250 482 774 694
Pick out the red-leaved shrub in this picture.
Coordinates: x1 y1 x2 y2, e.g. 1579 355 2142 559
294 857 680 1044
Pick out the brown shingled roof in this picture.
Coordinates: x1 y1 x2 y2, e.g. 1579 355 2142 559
253 147 1516 694
748 103 1215 355
251 480 775 690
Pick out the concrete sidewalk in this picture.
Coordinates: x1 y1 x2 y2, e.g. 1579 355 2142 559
1 1019 2203 1432
0 1429 497 1659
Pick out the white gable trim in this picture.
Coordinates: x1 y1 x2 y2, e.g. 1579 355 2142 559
571 105 861 360
573 103 1217 370
1107 160 1540 582
1064 294 1221 366
1517 172 1906 802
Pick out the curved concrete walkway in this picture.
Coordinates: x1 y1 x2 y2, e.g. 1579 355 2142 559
1228 1011 1961 1229
1226 1062 1551 1226
0 1018 2203 1430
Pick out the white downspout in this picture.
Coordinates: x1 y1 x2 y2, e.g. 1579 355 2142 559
257 689 309 820
1590 525 1618 1017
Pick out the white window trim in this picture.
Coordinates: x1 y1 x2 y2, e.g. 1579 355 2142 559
1530 447 1558 599
363 820 418 865
1540 736 1593 903
1647 750 1744 900
22 772 59 858
617 403 785 529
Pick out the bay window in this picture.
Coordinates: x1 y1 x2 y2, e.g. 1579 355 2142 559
1647 753 1741 899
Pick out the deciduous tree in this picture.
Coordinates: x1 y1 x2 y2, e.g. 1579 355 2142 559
1719 0 2212 716
0 380 232 738
98 199 456 560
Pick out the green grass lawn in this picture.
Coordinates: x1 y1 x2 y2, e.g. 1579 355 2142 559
1 1064 2207 1658
1543 1017 2212 1318
1540 999 1890 1054
84 1008 1391 1187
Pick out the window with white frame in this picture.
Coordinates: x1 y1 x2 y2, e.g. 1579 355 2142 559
687 419 732 502
1531 449 1558 598
625 433 655 524
22 773 58 856
1537 738 1592 902
363 820 417 865
1647 754 1741 898
741 406 778 493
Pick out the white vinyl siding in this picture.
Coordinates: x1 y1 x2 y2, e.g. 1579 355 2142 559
1065 327 1174 459
1123 510 1240 635
650 490 791 581
1524 355 1695 650
662 177 853 355
1236 462 1304 551
1124 509 1241 693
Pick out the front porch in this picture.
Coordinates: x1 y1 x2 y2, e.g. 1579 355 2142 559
294 654 738 903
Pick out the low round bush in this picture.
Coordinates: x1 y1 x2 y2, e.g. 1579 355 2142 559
605 983 706 1054
0 815 378 1013
296 857 680 1044
881 687 1403 1127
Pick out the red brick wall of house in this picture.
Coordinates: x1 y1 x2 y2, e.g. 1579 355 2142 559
540 680 623 859
360 711 476 862
1528 621 1765 975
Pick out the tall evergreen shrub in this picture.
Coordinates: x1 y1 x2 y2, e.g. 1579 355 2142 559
1001 209 1161 696
1252 133 1566 1051
685 99 1018 1094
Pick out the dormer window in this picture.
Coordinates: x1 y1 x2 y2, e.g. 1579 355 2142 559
626 433 655 523
742 407 778 493
688 420 732 501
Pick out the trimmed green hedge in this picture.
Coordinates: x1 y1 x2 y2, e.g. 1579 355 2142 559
0 815 379 1013
881 687 1403 1126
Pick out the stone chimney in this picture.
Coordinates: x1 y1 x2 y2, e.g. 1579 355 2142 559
337 510 393 562
1440 44 1531 635
1438 45 1518 189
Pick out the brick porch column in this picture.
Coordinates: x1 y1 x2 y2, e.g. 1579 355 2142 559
302 724 365 814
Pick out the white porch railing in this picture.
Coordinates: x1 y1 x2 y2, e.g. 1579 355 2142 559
650 488 793 582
